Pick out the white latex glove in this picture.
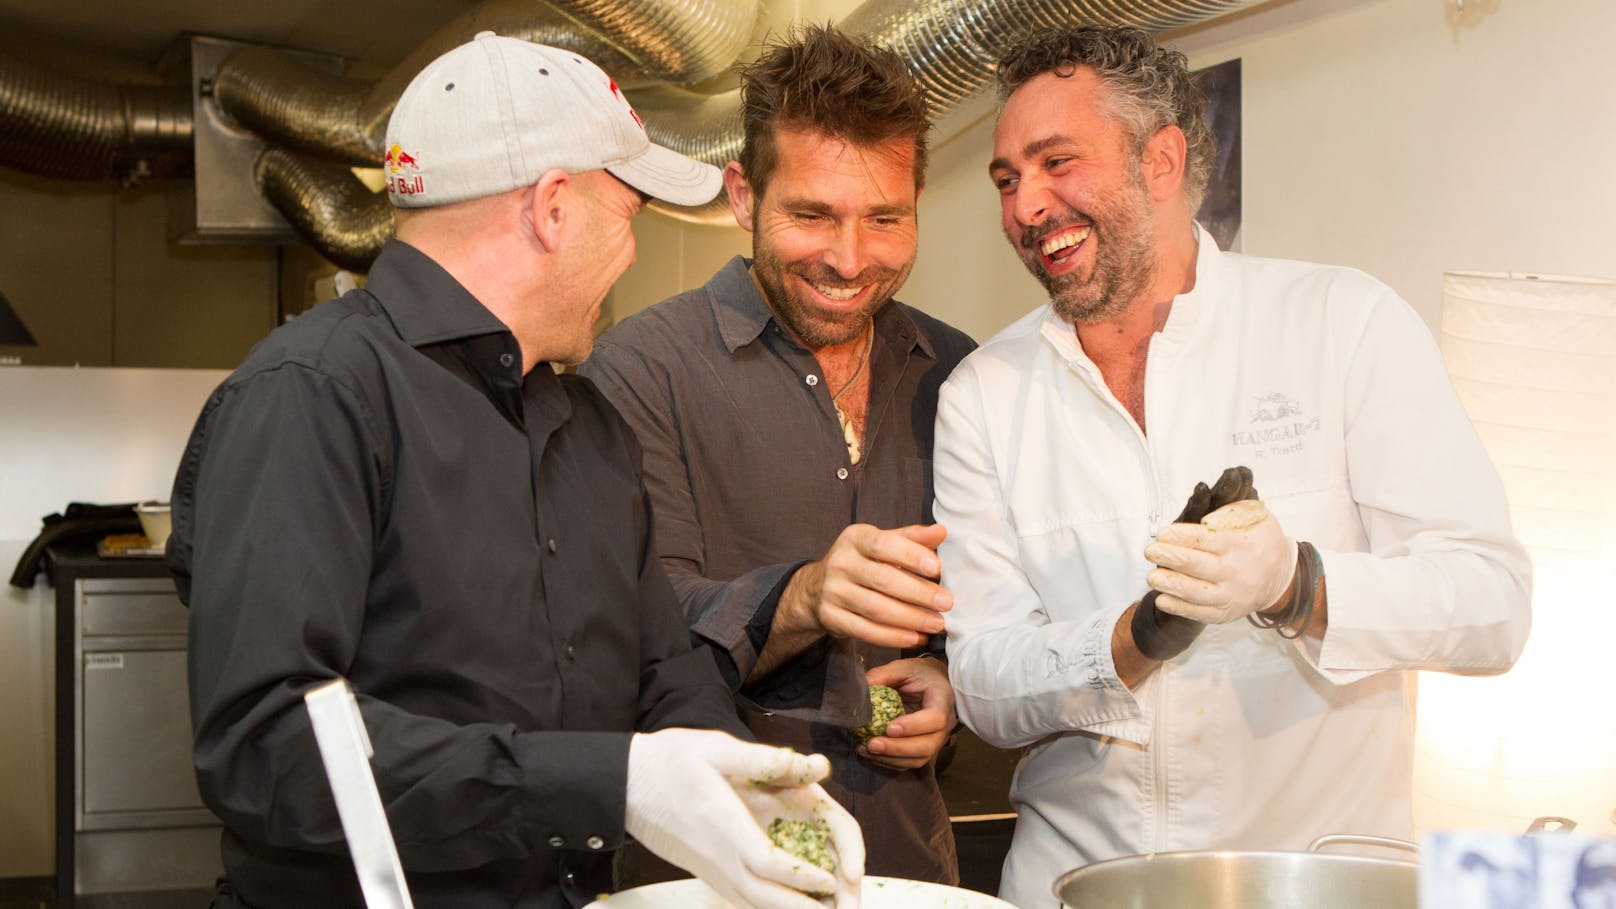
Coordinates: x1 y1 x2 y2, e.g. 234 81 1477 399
1143 499 1298 624
625 729 864 909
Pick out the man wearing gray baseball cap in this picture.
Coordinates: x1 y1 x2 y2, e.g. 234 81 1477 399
172 32 862 909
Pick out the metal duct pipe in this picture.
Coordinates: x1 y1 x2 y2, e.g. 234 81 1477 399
0 50 191 183
254 148 395 272
634 0 1267 223
210 49 375 166
208 0 763 240
557 0 760 85
214 0 758 168
841 0 1258 114
0 0 1262 260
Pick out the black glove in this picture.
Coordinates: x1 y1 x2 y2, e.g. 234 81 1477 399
1130 467 1258 661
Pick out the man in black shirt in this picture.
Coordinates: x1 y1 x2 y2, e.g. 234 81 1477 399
170 33 861 909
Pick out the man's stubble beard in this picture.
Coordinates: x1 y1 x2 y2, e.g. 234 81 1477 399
751 239 912 348
1016 168 1157 326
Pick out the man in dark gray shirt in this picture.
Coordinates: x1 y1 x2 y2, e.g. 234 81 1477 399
582 26 974 884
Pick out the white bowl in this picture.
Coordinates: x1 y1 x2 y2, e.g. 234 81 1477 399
135 502 172 548
583 876 1017 908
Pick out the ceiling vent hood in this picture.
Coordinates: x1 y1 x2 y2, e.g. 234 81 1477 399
158 35 348 245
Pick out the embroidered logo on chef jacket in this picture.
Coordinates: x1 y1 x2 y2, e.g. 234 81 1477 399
1231 392 1319 459
1247 392 1302 423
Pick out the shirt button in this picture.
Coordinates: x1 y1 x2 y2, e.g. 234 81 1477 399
806 374 819 387
548 835 565 847
499 353 514 368
565 642 577 661
836 467 849 480
587 835 605 850
547 538 558 553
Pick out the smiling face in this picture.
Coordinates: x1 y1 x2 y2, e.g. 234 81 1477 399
990 68 1158 325
731 128 919 348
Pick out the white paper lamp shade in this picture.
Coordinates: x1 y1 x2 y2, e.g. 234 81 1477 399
1414 271 1616 835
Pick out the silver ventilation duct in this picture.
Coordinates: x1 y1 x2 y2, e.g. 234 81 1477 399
209 49 377 167
255 148 396 273
842 0 1256 120
0 50 191 184
214 0 759 169
195 0 761 265
0 0 1260 267
634 0 1266 224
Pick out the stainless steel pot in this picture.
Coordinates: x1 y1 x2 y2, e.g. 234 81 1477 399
1053 835 1419 908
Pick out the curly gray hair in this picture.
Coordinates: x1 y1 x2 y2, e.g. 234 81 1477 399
996 25 1212 210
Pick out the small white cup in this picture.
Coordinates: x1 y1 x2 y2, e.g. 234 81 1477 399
135 501 172 548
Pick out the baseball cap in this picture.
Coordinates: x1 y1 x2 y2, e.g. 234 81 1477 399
383 32 721 208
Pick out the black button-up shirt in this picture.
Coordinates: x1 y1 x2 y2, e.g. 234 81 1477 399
169 241 745 909
581 256 976 883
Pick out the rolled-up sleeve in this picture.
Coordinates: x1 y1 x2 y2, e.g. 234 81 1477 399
1303 287 1532 681
933 363 1149 749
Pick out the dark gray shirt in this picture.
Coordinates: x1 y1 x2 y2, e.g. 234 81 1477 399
581 256 976 883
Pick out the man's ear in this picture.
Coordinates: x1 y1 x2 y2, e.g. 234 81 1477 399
527 169 572 253
1142 124 1188 202
722 161 756 232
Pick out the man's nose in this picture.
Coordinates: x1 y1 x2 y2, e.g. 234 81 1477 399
1014 173 1053 228
824 223 870 278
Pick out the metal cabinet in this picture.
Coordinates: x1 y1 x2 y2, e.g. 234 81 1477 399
51 549 220 905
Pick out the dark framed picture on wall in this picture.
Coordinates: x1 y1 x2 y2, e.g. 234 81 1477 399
1194 57 1241 252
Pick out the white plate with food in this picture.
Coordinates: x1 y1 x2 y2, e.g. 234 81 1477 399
583 876 1016 908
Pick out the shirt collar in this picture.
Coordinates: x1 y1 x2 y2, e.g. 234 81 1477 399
364 240 511 348
708 256 772 352
364 240 568 430
705 254 935 360
1157 221 1222 343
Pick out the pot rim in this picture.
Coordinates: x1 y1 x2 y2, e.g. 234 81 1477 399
1052 846 1420 898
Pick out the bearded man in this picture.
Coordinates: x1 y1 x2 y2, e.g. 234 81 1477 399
933 25 1530 906
581 25 974 884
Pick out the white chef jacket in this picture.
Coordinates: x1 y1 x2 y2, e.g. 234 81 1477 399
934 227 1531 908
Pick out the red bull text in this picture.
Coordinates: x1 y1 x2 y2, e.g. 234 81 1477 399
385 144 425 196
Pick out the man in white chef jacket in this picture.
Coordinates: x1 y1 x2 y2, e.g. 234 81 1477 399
932 24 1531 907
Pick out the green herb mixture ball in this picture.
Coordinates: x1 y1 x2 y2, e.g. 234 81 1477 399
851 683 905 744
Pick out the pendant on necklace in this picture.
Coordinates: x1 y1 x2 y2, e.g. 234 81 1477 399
836 404 862 465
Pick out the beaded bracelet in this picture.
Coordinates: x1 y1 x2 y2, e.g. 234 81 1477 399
1248 541 1322 639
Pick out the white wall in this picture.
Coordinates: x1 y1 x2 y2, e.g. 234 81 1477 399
1171 0 1616 330
0 367 224 877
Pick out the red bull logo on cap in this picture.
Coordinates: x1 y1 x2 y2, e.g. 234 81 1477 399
384 143 425 196
607 78 644 131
